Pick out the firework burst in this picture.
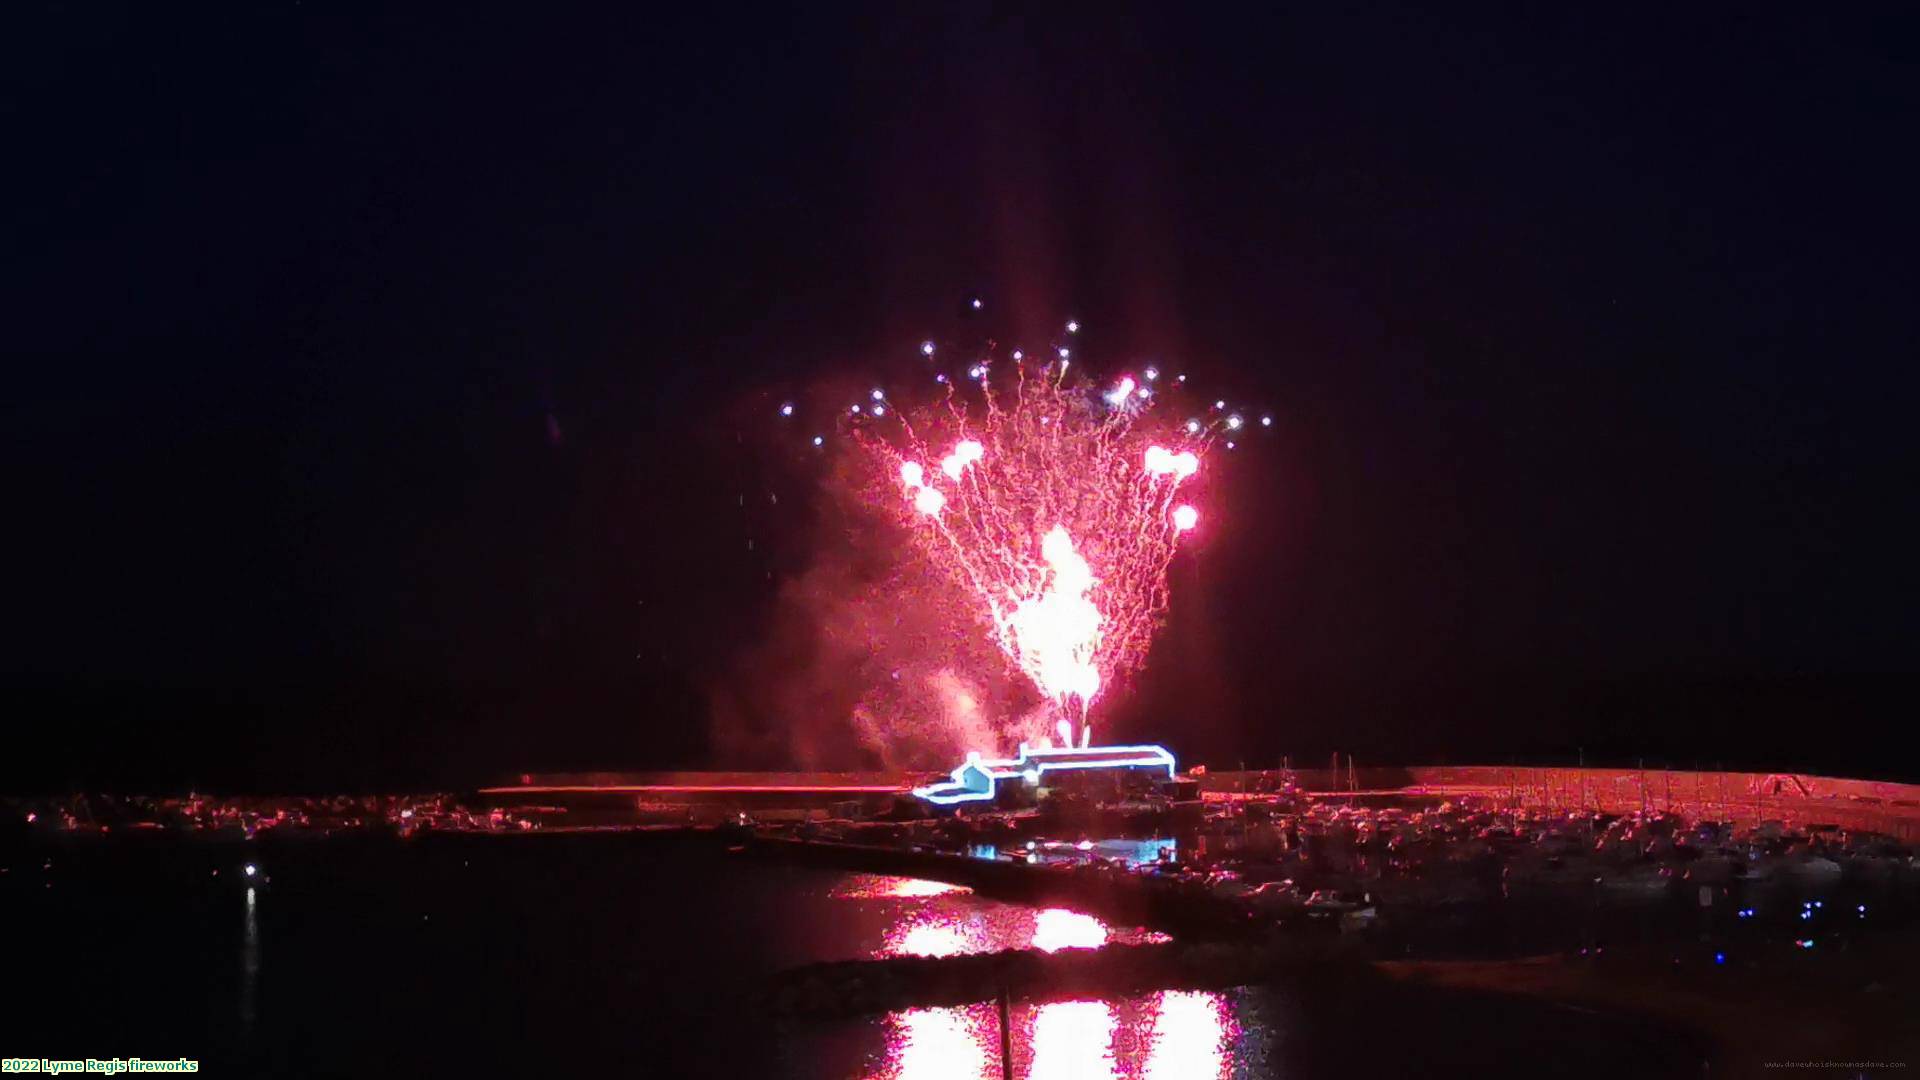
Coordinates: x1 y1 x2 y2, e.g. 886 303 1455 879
853 345 1215 748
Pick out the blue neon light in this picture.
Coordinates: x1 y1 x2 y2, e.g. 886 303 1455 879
911 743 1177 805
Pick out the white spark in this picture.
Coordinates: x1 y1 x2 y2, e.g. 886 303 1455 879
939 439 985 480
1144 446 1199 478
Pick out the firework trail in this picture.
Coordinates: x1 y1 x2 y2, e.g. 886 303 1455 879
835 326 1241 748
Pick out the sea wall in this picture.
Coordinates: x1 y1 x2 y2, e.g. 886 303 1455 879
489 766 1920 840
1195 766 1920 841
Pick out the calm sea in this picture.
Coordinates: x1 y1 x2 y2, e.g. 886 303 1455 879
4 832 1708 1077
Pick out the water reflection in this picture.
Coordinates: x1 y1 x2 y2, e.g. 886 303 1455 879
1031 909 1108 953
886 879 971 898
879 1005 996 1080
848 878 1253 1079
1142 991 1236 1080
834 875 974 900
240 886 259 1027
872 993 1242 1080
885 914 980 958
1027 1001 1117 1080
848 879 1141 959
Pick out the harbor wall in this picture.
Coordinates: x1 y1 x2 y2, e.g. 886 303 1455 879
1195 766 1920 841
487 767 1920 840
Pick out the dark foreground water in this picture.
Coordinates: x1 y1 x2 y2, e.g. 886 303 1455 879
4 832 1710 1077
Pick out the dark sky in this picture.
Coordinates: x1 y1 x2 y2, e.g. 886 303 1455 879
8 5 1917 791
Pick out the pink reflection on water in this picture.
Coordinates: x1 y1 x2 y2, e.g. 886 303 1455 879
873 994 1242 1080
1030 909 1108 953
875 1005 996 1080
850 871 1249 1078
1143 990 1236 1080
834 875 974 900
888 878 970 898
884 913 981 958
876 904 1122 959
1026 1001 1117 1080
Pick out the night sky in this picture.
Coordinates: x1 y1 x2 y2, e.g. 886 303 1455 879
8 6 1916 792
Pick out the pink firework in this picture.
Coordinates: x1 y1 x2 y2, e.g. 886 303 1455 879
861 354 1211 747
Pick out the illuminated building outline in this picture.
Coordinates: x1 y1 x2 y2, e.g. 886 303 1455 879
911 743 1177 805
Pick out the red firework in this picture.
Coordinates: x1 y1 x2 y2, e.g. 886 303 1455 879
853 347 1216 748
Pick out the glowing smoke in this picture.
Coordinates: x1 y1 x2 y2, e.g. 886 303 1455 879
720 323 1251 767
